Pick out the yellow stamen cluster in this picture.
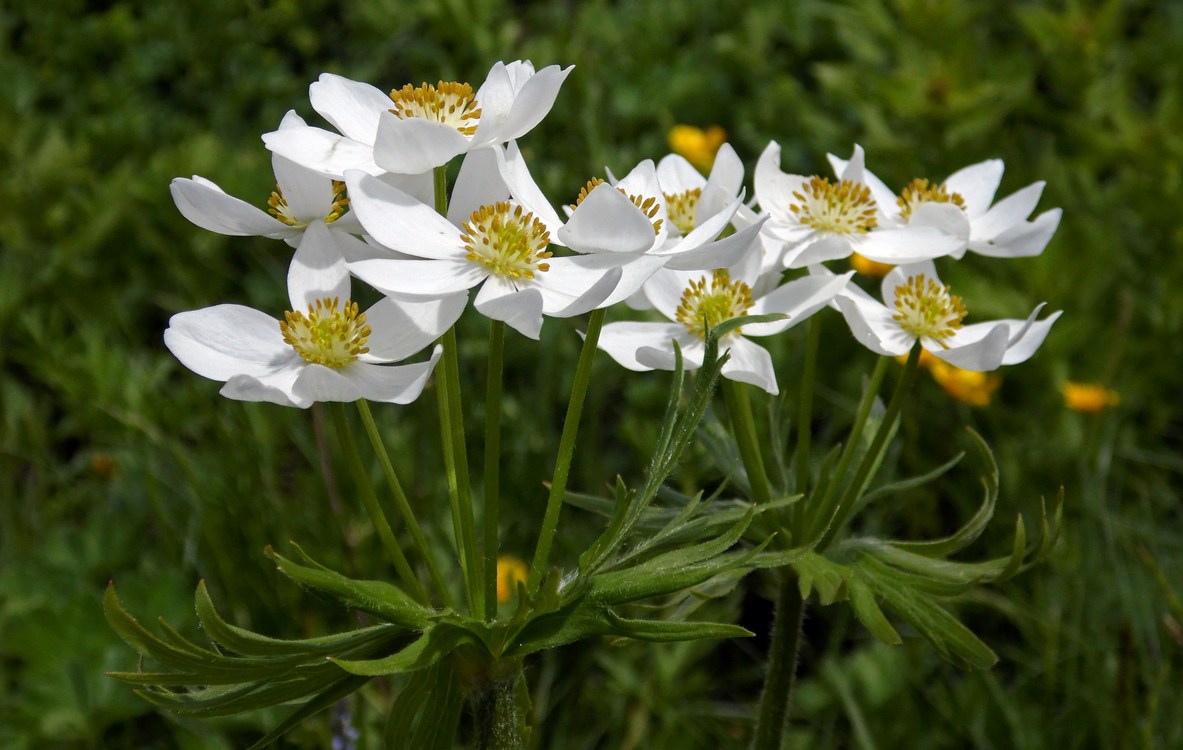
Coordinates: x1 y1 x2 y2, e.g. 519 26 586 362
461 203 553 280
892 274 967 346
664 188 701 234
676 270 754 340
389 81 481 136
280 298 371 368
268 186 303 227
896 178 966 221
324 180 350 224
570 178 664 235
790 177 878 235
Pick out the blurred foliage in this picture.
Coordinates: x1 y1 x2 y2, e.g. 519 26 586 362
2 0 1181 746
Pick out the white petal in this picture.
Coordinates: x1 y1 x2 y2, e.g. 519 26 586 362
828 148 896 212
474 276 545 338
720 336 778 394
570 254 654 309
969 208 1061 258
970 182 1046 240
745 271 854 336
657 153 706 192
221 367 304 407
907 202 972 242
636 335 706 372
1001 309 1061 364
448 146 510 227
661 217 763 272
786 234 855 268
310 73 393 144
349 257 485 296
881 260 940 304
373 113 471 174
837 144 867 183
262 126 381 178
345 171 465 259
597 322 688 371
288 223 350 309
930 324 1009 371
558 183 657 254
273 154 334 222
942 160 1004 217
375 171 435 208
753 141 801 222
170 177 291 238
478 64 572 145
292 348 442 405
834 295 913 357
702 144 745 217
164 305 294 381
496 140 565 235
853 226 963 265
362 293 468 362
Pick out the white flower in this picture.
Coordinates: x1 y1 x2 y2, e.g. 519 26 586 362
342 148 627 339
754 142 963 269
370 60 573 174
833 260 1061 371
597 259 854 395
826 150 1062 259
164 242 465 408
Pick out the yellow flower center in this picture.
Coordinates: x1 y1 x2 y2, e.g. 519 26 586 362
675 270 754 339
280 297 371 368
896 178 966 221
571 178 664 235
892 274 967 346
790 176 878 235
388 81 482 136
461 203 553 280
664 188 701 234
268 180 350 227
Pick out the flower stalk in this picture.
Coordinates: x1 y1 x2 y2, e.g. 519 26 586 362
484 319 506 620
751 569 806 750
721 378 773 505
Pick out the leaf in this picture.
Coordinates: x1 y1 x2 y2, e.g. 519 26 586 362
331 623 476 677
603 610 753 643
245 675 370 750
265 545 432 630
848 578 902 647
792 551 852 605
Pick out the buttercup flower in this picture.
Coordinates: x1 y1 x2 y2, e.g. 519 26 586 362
597 258 854 394
496 555 530 603
834 260 1061 371
164 246 465 408
342 149 630 339
1062 382 1120 412
827 150 1062 259
918 351 1003 406
667 124 727 172
755 142 963 269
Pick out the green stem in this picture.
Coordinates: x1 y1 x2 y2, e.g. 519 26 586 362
355 400 454 609
821 343 922 548
528 308 605 590
752 570 806 750
329 403 428 605
438 325 483 615
472 662 527 750
806 355 890 541
721 378 773 505
795 317 821 496
483 320 505 620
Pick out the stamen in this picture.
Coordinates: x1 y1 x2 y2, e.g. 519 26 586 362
664 188 701 234
790 176 878 235
896 178 966 221
324 180 350 224
389 81 482 136
268 186 304 227
461 202 553 280
892 274 967 346
280 297 371 368
675 270 754 339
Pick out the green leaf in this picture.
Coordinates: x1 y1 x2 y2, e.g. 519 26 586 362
245 674 370 750
331 623 476 676
266 544 432 630
792 551 852 605
603 610 754 642
386 663 463 750
848 578 902 647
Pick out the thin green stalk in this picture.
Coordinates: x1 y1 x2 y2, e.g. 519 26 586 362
795 317 821 496
722 378 773 505
472 663 527 750
752 569 805 750
528 308 606 590
483 320 505 620
355 400 454 609
821 343 922 548
806 355 890 540
330 403 428 605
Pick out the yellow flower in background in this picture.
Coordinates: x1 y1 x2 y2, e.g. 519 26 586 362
927 358 1002 407
1062 382 1120 412
496 555 530 603
849 252 894 277
668 125 727 172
